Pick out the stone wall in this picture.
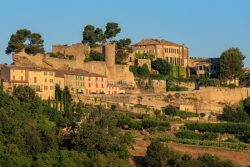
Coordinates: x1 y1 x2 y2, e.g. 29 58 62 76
52 43 89 62
72 87 250 113
13 43 135 86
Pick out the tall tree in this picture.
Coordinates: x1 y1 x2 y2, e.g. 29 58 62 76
94 28 106 44
82 25 105 47
115 38 132 64
82 25 96 47
6 29 45 55
104 22 121 41
220 47 245 80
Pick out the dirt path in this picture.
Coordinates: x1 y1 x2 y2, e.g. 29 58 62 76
167 142 250 167
128 132 250 167
128 133 150 167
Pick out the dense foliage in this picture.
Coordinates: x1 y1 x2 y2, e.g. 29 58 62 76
115 38 132 64
129 64 150 77
176 130 218 140
243 97 250 115
82 22 121 47
220 105 250 123
220 47 245 81
146 141 235 167
116 115 170 130
185 122 250 135
151 58 172 75
0 86 132 166
85 51 105 62
6 29 45 55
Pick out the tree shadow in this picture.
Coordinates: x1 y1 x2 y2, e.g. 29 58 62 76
133 156 147 167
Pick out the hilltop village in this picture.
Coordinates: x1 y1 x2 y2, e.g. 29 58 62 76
0 35 247 113
0 23 250 166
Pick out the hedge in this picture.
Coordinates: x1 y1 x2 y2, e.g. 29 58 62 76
185 122 250 135
176 130 218 140
116 116 170 130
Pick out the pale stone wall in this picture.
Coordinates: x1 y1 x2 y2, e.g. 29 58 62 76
13 52 83 69
13 44 135 86
151 80 166 93
52 43 89 62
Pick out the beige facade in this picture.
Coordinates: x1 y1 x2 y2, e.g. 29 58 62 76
0 66 64 100
131 38 189 67
0 65 125 100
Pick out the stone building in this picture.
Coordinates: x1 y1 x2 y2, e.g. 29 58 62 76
13 43 135 86
131 38 189 67
188 58 220 78
0 65 64 99
0 65 125 100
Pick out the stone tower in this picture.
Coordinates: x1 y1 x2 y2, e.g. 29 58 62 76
104 43 116 82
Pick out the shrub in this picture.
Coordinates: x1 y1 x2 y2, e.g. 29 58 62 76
151 58 171 75
167 85 188 91
185 122 250 135
85 51 105 62
175 130 218 140
164 105 178 116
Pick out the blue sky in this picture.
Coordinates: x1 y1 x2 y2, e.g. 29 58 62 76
0 0 250 65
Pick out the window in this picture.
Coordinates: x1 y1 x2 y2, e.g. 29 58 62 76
34 77 37 83
21 76 23 80
49 72 53 76
44 72 47 75
49 79 53 83
101 77 104 82
88 83 91 87
50 86 53 90
44 86 48 90
88 77 91 81
102 84 104 88
13 75 15 80
96 77 98 81
45 78 47 82
96 83 98 88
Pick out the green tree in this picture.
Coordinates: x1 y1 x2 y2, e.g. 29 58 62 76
82 25 105 47
104 22 121 41
63 86 73 122
151 58 172 75
164 105 178 116
6 29 44 55
13 85 41 111
82 25 97 47
243 97 250 115
220 48 245 81
197 154 235 167
146 141 176 167
137 64 150 76
115 38 132 64
220 105 249 123
94 27 106 44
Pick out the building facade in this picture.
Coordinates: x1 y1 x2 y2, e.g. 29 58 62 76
0 65 125 100
131 38 189 67
0 66 64 99
188 58 220 78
